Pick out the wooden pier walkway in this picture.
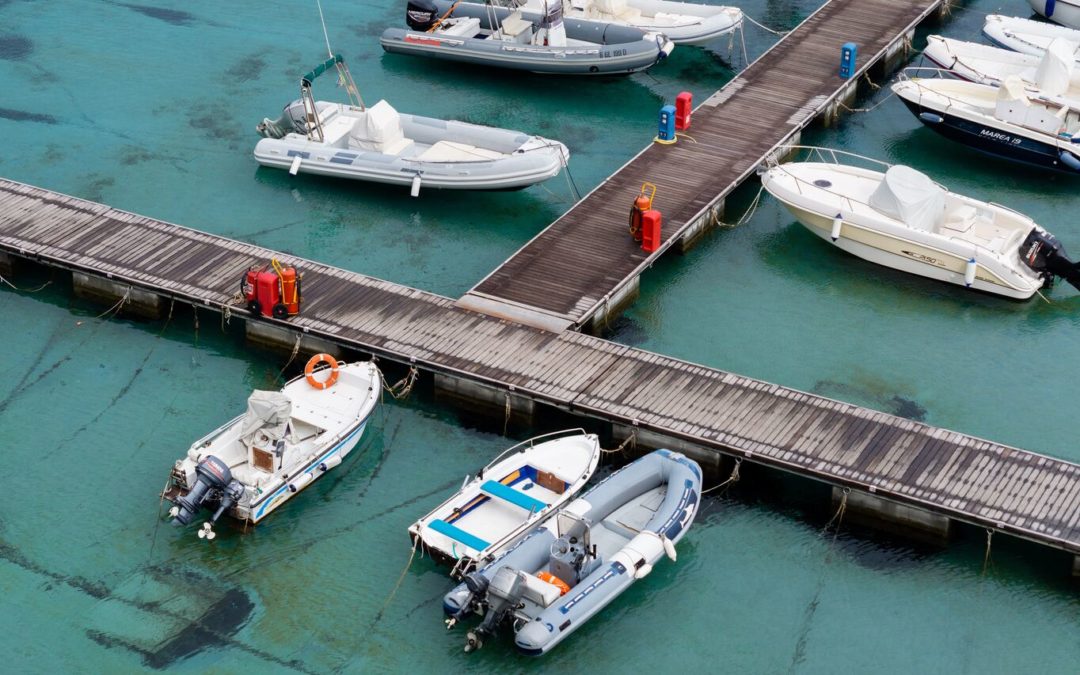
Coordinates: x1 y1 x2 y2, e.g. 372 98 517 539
459 0 944 332
2 176 1079 559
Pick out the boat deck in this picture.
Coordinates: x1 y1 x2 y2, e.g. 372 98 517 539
2 176 1079 557
459 0 946 331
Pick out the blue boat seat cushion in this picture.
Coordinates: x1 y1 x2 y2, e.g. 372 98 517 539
481 479 547 512
429 518 490 552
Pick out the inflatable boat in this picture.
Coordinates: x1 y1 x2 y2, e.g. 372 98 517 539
255 55 569 194
983 14 1080 58
381 0 674 75
521 0 742 46
443 449 701 655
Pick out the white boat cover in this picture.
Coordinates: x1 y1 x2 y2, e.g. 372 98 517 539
868 165 945 232
1035 38 1077 96
349 100 409 153
240 390 291 446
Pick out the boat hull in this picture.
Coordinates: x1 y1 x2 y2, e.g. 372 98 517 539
769 194 1037 300
1030 0 1080 30
897 95 1080 175
381 1 669 75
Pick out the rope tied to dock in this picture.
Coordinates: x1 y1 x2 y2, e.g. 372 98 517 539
823 487 850 536
982 528 995 576
601 431 636 455
502 391 512 436
93 285 132 319
0 272 51 293
702 458 741 495
384 366 419 400
742 13 789 37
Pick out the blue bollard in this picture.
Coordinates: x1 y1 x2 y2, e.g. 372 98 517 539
658 104 676 141
839 42 857 79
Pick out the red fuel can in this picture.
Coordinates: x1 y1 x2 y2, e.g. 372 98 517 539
255 269 281 317
675 91 692 131
641 209 662 253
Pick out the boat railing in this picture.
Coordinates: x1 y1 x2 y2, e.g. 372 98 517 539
764 145 891 212
481 427 589 474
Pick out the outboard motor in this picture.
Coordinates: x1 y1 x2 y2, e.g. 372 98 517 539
464 567 526 653
170 456 244 539
1019 228 1080 290
406 0 439 31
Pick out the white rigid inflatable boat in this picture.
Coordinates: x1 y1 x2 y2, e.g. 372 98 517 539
443 449 701 656
521 0 743 45
922 34 1080 91
1028 0 1080 30
164 357 381 538
983 14 1080 58
410 429 601 577
255 55 568 194
760 149 1080 299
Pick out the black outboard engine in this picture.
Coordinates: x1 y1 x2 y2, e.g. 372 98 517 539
406 0 439 31
170 456 244 539
1019 228 1080 291
464 567 526 653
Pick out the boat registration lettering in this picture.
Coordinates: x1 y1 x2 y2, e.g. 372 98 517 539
979 129 1022 145
602 49 627 58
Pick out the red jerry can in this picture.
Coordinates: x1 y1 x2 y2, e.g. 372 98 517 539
641 209 662 253
675 91 692 131
255 269 281 317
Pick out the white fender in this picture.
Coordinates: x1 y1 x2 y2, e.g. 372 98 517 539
831 213 843 242
288 472 315 493
289 155 303 176
964 257 977 287
319 455 342 472
410 174 422 197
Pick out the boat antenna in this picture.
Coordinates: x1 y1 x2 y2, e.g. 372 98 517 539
316 0 334 58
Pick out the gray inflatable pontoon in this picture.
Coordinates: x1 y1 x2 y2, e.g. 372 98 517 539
381 0 674 75
443 449 702 655
255 55 568 194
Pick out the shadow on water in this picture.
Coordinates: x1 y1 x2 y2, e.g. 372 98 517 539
115 3 198 27
0 34 31 60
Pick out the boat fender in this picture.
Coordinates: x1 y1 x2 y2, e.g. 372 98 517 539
831 213 843 242
919 112 944 125
964 257 977 287
289 154 303 176
288 471 315 493
634 562 653 579
411 174 422 198
1058 150 1080 171
305 353 341 390
537 571 570 595
319 455 343 472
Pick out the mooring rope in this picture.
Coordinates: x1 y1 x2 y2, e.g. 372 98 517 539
502 391 512 436
701 458 742 495
982 528 995 576
743 13 788 36
275 332 304 381
602 431 636 455
383 366 419 400
93 286 132 319
0 273 51 293
823 487 849 536
371 535 420 625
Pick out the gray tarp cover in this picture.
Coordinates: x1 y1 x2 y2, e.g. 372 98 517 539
240 390 291 447
868 165 945 232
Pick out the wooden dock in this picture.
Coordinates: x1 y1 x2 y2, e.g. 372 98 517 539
458 0 945 332
2 176 1080 564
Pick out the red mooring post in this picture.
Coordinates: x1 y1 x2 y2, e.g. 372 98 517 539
641 209 662 252
675 91 692 131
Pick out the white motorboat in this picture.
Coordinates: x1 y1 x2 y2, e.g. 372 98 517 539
520 0 742 45
922 34 1080 90
409 429 600 577
893 43 1080 175
164 356 381 538
760 148 1080 299
1028 0 1080 29
255 55 569 195
983 14 1080 57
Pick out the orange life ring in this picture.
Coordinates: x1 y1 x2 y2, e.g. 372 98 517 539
304 354 340 390
537 571 570 595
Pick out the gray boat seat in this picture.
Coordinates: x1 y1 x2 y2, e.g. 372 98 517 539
441 17 481 38
518 571 561 608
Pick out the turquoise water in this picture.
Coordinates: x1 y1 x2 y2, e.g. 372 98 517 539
2 0 1078 672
